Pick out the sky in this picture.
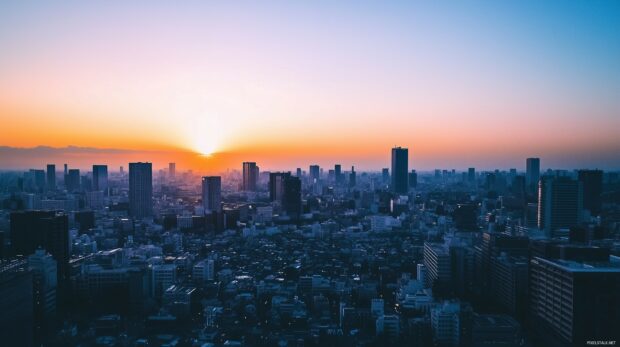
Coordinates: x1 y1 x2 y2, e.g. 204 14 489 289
0 1 619 172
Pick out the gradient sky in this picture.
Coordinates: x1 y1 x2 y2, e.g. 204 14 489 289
1 1 619 172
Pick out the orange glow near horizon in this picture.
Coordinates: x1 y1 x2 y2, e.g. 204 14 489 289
1 2 619 171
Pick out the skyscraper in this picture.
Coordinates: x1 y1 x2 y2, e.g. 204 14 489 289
169 163 176 179
349 166 356 187
335 164 342 184
526 158 540 194
242 162 259 191
409 170 418 188
309 165 320 181
129 162 153 218
65 169 80 192
578 169 603 216
28 249 57 343
201 176 222 213
283 176 302 218
92 165 108 193
46 164 56 190
468 168 476 185
269 172 291 202
538 176 583 237
391 147 408 194
10 211 69 284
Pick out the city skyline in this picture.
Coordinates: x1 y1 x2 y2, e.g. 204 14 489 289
1 1 620 171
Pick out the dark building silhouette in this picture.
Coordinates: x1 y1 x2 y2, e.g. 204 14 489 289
33 169 46 192
382 168 389 183
335 164 342 184
453 204 477 231
269 172 291 202
408 170 417 188
65 169 80 192
349 166 356 187
46 164 56 191
538 176 583 237
578 169 603 216
526 157 540 195
0 259 34 347
92 164 108 193
309 165 320 181
530 256 620 345
468 168 476 185
283 176 302 218
391 147 408 194
10 211 70 285
129 162 153 218
201 176 222 213
242 162 259 191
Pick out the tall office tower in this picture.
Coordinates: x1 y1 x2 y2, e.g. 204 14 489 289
283 176 302 218
334 164 342 184
309 165 320 181
242 162 259 191
578 169 603 216
65 169 80 192
349 166 356 187
526 157 540 194
468 168 476 184
296 168 302 177
63 163 68 176
92 165 108 193
46 164 56 190
28 249 57 343
423 242 451 289
530 256 620 345
201 176 222 213
33 169 46 192
409 170 418 188
129 162 153 218
391 147 409 194
10 211 69 285
0 259 34 347
269 172 291 202
382 168 390 183
538 176 583 237
168 163 176 179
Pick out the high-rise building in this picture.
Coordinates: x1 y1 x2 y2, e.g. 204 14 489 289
468 168 476 185
201 176 222 213
526 157 540 194
334 164 342 184
423 242 451 289
309 165 320 181
168 163 176 179
349 166 356 187
269 172 291 202
382 168 390 183
391 147 408 194
28 249 57 343
430 301 473 347
65 169 80 192
283 176 302 218
296 168 302 177
0 259 34 347
242 162 259 191
46 164 56 191
32 169 46 192
578 169 603 216
92 165 108 193
10 211 69 285
129 162 153 218
537 176 583 237
530 256 620 345
409 170 417 188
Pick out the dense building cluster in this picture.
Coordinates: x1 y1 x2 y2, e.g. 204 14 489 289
1 150 620 346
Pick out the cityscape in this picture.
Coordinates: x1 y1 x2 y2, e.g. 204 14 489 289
1 1 620 347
